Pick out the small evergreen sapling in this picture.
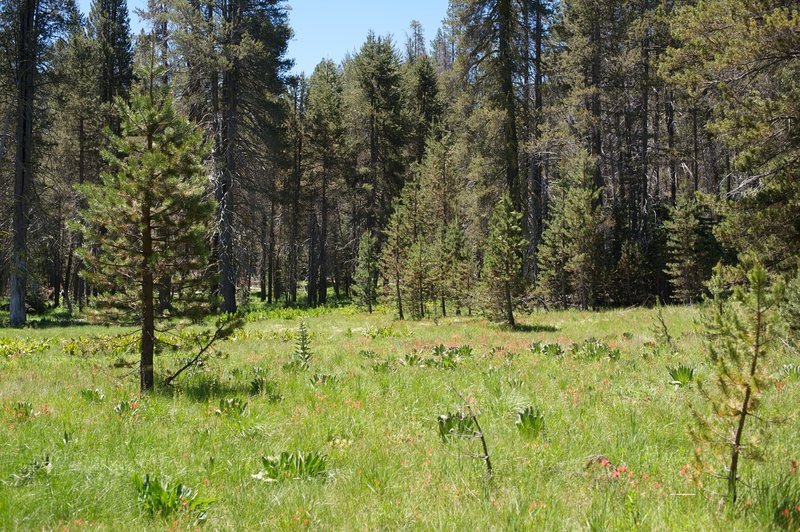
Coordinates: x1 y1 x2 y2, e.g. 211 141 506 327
76 58 213 392
354 230 379 313
691 261 785 503
482 193 527 327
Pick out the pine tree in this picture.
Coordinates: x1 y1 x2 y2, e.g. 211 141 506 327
692 261 785 503
537 161 601 310
76 60 213 392
482 193 527 327
439 220 471 315
382 201 410 319
664 194 703 303
354 230 379 313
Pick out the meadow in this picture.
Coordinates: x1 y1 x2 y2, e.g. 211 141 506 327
1 304 798 530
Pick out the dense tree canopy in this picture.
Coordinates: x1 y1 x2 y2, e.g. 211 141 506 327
2 0 798 327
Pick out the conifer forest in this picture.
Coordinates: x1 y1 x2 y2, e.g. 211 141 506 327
0 0 799 528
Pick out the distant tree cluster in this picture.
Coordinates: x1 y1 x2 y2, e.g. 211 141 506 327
1 0 798 328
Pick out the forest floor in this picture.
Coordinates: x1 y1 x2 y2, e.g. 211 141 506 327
1 304 799 530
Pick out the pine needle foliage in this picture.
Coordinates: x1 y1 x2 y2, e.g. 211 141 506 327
482 193 527 327
691 261 785 503
76 60 213 391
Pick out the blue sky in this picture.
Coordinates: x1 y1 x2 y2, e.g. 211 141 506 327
76 0 450 74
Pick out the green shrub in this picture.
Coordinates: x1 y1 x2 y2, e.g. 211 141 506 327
516 406 545 438
253 451 328 482
437 412 478 442
0 337 50 360
80 388 105 402
249 368 281 401
668 365 695 387
309 373 338 386
284 321 312 370
215 398 247 416
132 473 214 521
530 341 565 358
570 338 621 361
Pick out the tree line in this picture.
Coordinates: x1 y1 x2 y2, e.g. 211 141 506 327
1 0 797 327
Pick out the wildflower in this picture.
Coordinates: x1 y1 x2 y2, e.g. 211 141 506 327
680 465 688 475
782 509 790 517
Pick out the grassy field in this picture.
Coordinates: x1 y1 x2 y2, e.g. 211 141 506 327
1 304 798 530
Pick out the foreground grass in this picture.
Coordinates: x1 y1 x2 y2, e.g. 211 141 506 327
1 306 798 530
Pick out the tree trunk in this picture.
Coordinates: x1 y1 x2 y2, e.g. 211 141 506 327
140 135 156 393
259 210 267 301
667 90 677 203
10 0 38 327
589 16 603 197
217 65 237 313
498 0 520 210
318 166 329 304
505 281 515 328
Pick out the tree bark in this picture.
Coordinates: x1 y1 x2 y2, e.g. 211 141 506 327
10 0 39 327
140 134 156 392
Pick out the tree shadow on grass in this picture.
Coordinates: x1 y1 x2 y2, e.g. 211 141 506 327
508 324 559 333
157 373 252 402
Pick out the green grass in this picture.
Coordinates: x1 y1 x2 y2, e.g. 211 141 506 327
1 305 798 530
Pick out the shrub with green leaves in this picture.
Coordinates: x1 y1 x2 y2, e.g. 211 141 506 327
780 364 800 380
12 402 36 420
132 473 214 521
249 369 281 402
80 388 105 402
309 373 338 387
569 338 621 361
530 341 565 358
516 406 545 438
114 399 140 415
284 321 312 370
0 337 50 360
252 451 328 482
62 334 137 358
668 365 695 387
437 412 478 442
215 398 247 416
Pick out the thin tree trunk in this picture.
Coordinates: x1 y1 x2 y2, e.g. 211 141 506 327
140 135 156 392
10 0 38 327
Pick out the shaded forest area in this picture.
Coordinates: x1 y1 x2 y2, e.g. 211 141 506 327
1 0 798 327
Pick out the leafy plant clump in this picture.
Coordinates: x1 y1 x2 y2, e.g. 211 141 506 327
668 365 695 387
133 473 214 521
215 398 248 416
114 399 141 415
0 337 50 360
80 388 106 402
437 411 479 442
249 368 282 401
253 451 328 482
62 334 137 358
516 406 546 438
530 341 565 358
284 320 312 370
780 364 800 380
309 373 338 387
569 338 621 361
12 401 36 420
403 344 473 369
